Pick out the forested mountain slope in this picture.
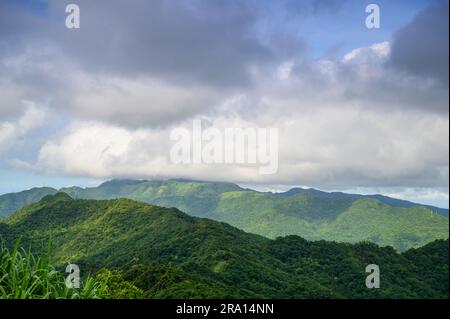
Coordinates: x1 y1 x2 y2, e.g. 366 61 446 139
0 193 447 299
1 179 448 251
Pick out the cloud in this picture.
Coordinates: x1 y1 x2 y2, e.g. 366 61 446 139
23 102 448 189
1 0 278 89
0 0 295 128
0 0 338 88
0 81 27 119
388 0 449 87
273 107 449 188
283 0 344 16
0 0 448 194
0 47 230 128
70 76 227 128
0 102 46 155
245 40 448 117
33 122 166 177
1 1 447 128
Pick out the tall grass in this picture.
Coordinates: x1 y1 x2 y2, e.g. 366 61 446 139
0 241 99 299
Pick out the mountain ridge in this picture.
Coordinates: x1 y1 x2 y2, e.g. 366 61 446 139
1 179 448 216
0 179 448 251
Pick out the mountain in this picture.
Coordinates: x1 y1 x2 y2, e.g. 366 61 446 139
282 187 449 216
0 187 58 218
0 193 448 298
61 180 450 251
0 179 448 251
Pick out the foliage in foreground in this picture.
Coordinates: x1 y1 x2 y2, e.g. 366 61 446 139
0 241 142 299
0 241 97 299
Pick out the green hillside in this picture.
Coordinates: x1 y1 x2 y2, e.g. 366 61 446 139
1 180 448 251
0 187 58 218
0 194 448 299
61 180 448 251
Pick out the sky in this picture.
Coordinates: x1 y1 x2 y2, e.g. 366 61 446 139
0 0 448 208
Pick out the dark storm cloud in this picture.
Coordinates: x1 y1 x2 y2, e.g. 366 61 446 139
0 0 309 125
389 0 449 88
0 0 279 124
0 0 345 90
58 0 275 88
0 0 279 89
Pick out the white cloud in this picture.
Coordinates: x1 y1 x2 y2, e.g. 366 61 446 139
0 102 46 155
71 76 225 127
34 122 166 177
342 41 390 63
0 48 229 129
22 103 448 189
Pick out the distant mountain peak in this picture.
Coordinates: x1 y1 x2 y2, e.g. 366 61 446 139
99 179 149 187
281 187 323 196
41 192 73 203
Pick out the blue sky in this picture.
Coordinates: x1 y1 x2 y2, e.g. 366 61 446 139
0 0 448 208
300 0 430 57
